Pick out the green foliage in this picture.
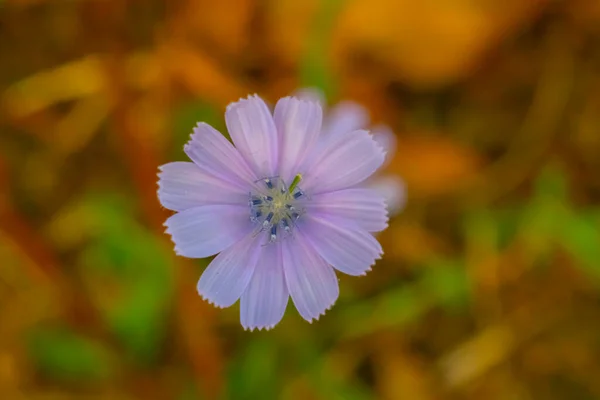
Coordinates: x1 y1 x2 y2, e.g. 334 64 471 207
28 326 113 383
228 337 280 400
526 167 600 282
79 194 174 364
299 0 347 100
421 259 470 312
558 210 600 282
171 101 223 157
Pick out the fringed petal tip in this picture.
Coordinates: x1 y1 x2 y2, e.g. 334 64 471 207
357 254 383 277
156 166 168 188
379 216 390 233
370 134 387 166
226 93 260 111
242 323 277 332
184 122 217 150
291 95 322 107
197 290 228 309
305 298 337 324
293 88 326 106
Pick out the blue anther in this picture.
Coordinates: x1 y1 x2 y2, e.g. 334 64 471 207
293 190 304 199
270 225 277 241
262 212 274 228
281 218 291 233
250 210 262 221
264 178 273 189
250 198 262 206
264 195 274 202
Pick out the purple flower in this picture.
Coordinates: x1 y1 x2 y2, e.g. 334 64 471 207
296 89 407 215
158 94 388 330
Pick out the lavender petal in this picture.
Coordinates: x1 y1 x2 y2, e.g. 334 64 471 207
371 124 397 167
197 233 262 308
322 101 369 137
158 162 248 212
165 205 252 259
240 243 288 330
281 231 339 322
185 122 257 190
367 175 407 217
225 95 279 178
302 129 385 194
302 214 383 276
306 188 388 232
274 96 323 183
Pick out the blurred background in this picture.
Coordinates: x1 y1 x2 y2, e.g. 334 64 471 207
1 0 600 399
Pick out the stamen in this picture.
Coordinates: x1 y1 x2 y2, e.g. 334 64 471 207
288 174 302 193
262 212 274 228
281 218 291 233
249 175 306 244
250 210 262 222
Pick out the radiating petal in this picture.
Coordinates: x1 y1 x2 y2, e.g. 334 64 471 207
306 188 388 232
274 96 323 182
294 87 326 106
165 205 252 258
197 232 262 308
158 162 247 211
281 232 339 322
225 95 279 178
367 175 407 217
302 129 385 193
301 214 383 276
240 243 288 330
185 123 257 190
371 124 397 167
322 101 369 138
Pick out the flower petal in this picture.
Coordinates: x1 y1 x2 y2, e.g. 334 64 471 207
322 101 369 137
281 232 339 322
306 188 388 232
302 214 383 276
240 243 288 331
185 123 257 190
371 124 396 167
302 129 385 193
294 87 326 105
165 205 252 258
157 162 247 211
274 96 323 182
197 233 262 308
225 95 279 178
367 175 407 217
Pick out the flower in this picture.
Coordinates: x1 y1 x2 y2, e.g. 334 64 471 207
158 94 388 330
296 89 406 216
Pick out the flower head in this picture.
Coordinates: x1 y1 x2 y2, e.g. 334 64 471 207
158 94 388 330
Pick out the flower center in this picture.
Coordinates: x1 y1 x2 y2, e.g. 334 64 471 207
249 176 306 243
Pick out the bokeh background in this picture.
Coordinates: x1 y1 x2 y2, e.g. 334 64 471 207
2 0 600 399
